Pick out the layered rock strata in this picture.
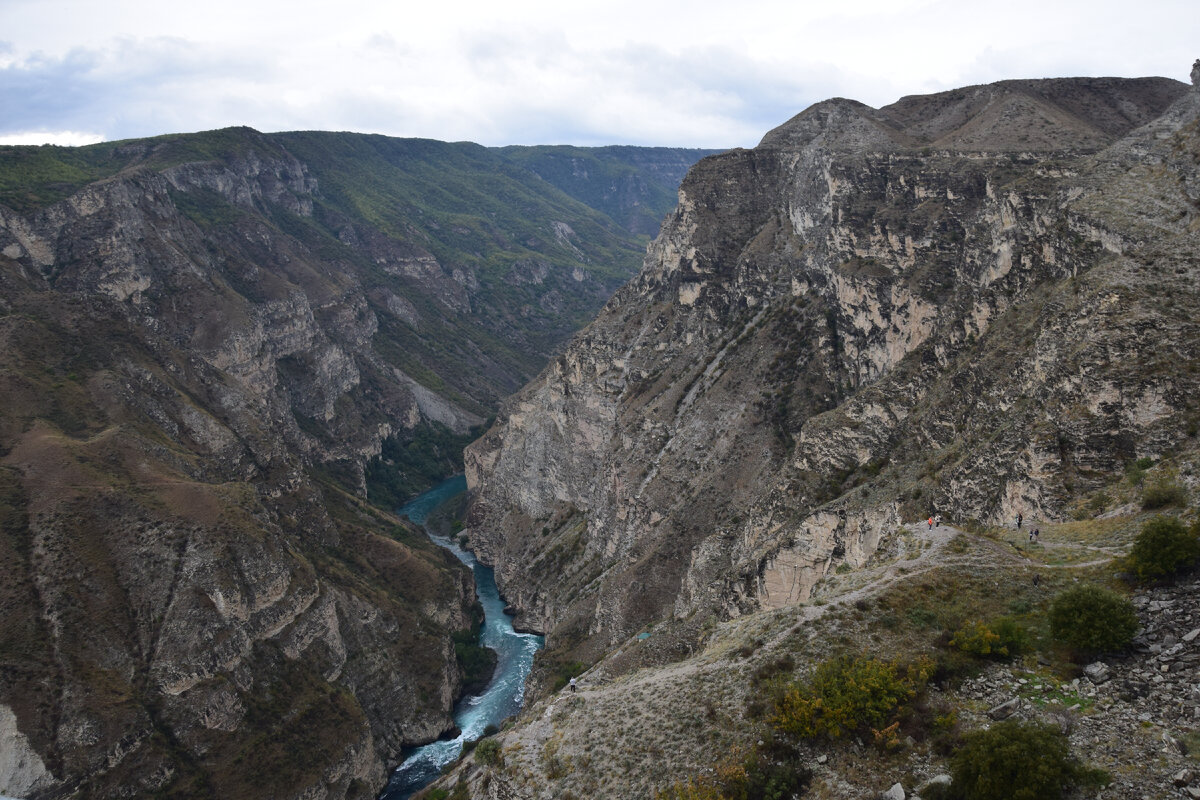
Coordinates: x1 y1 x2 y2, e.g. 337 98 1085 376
0 130 702 798
466 74 1200 662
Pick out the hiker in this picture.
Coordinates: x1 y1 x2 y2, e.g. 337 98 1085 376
569 677 577 693
1032 573 1041 587
1032 528 1039 543
935 514 942 527
928 516 934 530
1016 512 1023 530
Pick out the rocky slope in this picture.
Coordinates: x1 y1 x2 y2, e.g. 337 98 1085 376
465 70 1200 673
432 509 1200 800
0 130 711 798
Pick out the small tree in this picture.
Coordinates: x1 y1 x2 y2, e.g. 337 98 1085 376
949 720 1104 800
1126 515 1200 581
1048 584 1137 655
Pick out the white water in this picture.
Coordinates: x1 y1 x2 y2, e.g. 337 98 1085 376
379 476 543 799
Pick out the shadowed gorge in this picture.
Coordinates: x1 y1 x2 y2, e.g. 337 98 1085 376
0 129 713 798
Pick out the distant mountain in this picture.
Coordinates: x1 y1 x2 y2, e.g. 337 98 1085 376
0 127 713 799
494 145 724 236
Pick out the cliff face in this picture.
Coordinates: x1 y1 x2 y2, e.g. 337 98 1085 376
466 75 1200 662
0 131 709 798
0 141 478 799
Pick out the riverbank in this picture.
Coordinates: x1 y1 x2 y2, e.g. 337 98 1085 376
381 476 543 799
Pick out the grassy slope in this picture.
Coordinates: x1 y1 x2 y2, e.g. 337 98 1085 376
494 144 724 236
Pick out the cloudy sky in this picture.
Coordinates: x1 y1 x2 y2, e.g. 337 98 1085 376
2 0 1197 149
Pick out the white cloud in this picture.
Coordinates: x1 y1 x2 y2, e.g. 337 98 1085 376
0 130 105 146
1 0 1197 147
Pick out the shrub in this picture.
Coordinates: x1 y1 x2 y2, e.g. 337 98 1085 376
771 654 933 740
990 616 1030 656
550 660 588 692
1048 584 1137 655
949 720 1106 800
1126 515 1200 581
949 620 1002 657
950 617 1029 659
654 748 810 800
474 738 503 767
1142 479 1187 510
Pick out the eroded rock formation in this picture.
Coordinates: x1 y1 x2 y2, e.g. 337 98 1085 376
0 130 709 798
466 75 1200 665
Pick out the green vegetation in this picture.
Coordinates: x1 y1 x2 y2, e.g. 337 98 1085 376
948 616 1029 659
550 659 589 692
1048 584 1138 656
653 747 811 800
474 738 503 767
0 143 122 212
944 720 1107 800
365 422 485 510
771 654 934 741
1126 514 1200 581
1142 469 1188 509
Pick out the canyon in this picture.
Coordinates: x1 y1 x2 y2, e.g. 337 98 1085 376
0 130 712 798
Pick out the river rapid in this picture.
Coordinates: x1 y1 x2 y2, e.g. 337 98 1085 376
380 476 543 799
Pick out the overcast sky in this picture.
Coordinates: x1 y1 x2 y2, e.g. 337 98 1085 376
2 0 1197 149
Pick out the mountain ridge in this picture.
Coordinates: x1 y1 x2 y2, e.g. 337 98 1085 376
465 73 1196 657
449 68 1200 800
0 128 714 799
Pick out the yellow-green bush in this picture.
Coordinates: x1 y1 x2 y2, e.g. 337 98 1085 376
949 617 1028 659
654 748 810 800
771 654 933 740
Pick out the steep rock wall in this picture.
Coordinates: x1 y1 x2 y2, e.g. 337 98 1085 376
466 76 1200 663
0 139 479 799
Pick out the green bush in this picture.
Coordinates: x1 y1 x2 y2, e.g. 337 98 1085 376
949 620 1001 656
949 720 1106 800
474 738 503 767
949 617 1028 659
771 654 933 740
1126 515 1200 581
1048 584 1138 655
991 616 1030 655
550 660 587 692
1142 480 1188 510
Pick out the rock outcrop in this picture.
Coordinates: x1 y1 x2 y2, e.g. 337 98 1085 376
0 130 711 798
466 74 1200 666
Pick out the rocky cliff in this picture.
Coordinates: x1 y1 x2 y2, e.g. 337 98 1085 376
0 130 710 798
465 74 1200 668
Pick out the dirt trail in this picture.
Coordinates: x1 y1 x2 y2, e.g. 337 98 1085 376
485 518 1130 799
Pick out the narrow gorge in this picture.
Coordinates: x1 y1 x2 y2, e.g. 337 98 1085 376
0 131 712 798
